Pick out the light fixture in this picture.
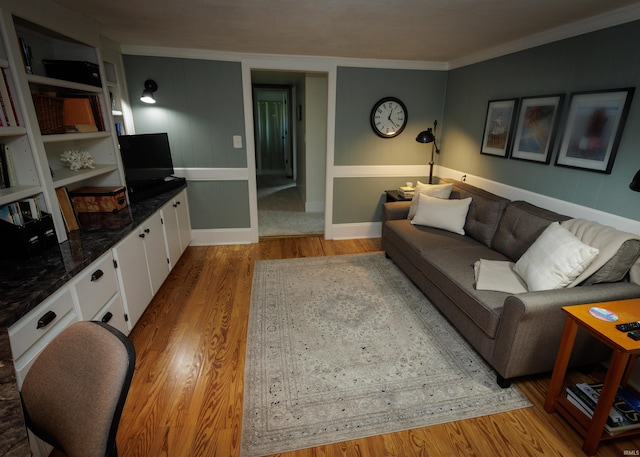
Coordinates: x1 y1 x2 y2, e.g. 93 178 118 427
416 120 440 184
630 169 640 192
140 79 157 104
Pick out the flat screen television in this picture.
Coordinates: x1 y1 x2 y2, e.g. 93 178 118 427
118 133 175 183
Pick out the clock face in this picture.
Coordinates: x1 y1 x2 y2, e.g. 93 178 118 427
370 97 408 138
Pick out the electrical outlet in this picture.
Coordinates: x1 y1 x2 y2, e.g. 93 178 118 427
233 135 243 149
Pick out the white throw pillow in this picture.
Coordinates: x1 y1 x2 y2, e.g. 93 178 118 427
514 222 599 292
407 181 454 220
410 193 472 235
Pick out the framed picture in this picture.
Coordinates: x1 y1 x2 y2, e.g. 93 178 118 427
555 88 635 173
510 94 564 164
480 98 518 157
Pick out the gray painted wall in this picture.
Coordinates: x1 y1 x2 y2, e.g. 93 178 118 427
332 67 447 224
123 55 249 229
441 20 640 222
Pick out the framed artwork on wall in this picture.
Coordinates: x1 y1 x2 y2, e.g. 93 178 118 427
510 94 564 164
555 88 635 173
480 98 518 157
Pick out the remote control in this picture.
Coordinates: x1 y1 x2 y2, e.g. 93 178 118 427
629 331 640 341
616 321 640 332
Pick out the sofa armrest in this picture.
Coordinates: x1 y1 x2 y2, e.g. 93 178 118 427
382 201 411 222
492 282 640 379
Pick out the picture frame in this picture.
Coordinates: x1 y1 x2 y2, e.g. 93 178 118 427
510 94 564 164
480 98 518 157
555 88 635 173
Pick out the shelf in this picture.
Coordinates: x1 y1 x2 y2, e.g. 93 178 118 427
41 131 111 143
0 126 27 137
0 185 42 206
27 74 102 93
52 164 118 188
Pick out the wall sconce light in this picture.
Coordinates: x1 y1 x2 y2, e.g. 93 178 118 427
140 79 158 104
630 169 640 192
416 120 440 184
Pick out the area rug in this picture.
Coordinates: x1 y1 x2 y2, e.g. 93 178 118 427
241 253 531 457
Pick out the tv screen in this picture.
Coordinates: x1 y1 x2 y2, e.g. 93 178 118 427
118 133 175 183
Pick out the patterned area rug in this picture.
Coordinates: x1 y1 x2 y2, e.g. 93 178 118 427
241 253 531 457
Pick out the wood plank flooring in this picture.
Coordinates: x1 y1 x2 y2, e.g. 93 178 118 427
116 236 640 456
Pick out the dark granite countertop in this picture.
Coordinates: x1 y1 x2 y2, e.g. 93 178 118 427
0 183 186 456
0 184 186 328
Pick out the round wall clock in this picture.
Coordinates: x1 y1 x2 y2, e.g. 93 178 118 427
370 97 408 138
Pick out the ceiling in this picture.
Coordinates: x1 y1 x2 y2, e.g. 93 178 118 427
52 0 640 64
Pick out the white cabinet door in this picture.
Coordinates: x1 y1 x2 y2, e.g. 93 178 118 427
161 199 181 270
143 210 170 295
113 228 152 330
175 189 191 252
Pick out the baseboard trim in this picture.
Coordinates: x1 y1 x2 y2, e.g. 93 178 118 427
190 228 256 245
331 222 382 240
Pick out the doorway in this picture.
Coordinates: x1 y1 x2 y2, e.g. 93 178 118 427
251 71 325 237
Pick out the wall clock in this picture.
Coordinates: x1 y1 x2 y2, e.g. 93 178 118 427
370 97 408 138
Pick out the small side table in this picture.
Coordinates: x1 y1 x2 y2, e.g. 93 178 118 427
544 299 640 455
385 190 412 202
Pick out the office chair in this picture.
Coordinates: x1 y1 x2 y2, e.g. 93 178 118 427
20 321 136 457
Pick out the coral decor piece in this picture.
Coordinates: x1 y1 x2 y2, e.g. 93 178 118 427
60 150 95 171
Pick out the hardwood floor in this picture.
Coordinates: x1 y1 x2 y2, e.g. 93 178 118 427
116 236 640 456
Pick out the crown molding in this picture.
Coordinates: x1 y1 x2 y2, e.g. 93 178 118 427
449 3 640 69
120 45 448 71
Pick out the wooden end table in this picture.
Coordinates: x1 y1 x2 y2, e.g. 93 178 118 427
544 298 640 455
385 190 412 202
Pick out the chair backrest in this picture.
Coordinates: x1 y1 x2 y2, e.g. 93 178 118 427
21 321 136 457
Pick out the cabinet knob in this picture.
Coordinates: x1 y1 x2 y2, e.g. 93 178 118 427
101 312 113 323
176 201 181 205
90 269 104 281
37 310 57 329
139 233 145 238
144 228 150 233
173 203 178 208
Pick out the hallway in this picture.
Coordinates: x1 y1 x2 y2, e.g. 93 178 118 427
257 175 324 237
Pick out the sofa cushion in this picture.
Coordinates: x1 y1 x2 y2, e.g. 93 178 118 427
560 218 640 286
585 239 640 284
407 181 454 219
442 179 510 248
420 245 512 339
514 222 599 291
492 201 571 261
411 194 472 235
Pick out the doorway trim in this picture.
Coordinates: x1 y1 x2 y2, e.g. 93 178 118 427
241 56 336 243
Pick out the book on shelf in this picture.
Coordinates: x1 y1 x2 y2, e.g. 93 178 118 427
0 144 16 188
2 69 23 125
0 69 17 126
55 187 79 232
0 201 24 225
18 37 33 74
566 382 640 435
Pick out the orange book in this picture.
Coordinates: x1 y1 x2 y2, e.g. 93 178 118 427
63 98 96 127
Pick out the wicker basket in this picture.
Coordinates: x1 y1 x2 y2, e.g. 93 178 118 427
33 94 64 134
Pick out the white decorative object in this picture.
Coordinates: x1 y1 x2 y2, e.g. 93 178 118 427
60 150 95 171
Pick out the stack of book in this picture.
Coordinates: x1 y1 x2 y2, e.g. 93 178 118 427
397 186 415 199
566 382 640 435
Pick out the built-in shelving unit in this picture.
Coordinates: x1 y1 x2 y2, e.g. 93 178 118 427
0 10 126 243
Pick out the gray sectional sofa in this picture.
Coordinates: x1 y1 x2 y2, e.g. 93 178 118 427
382 179 640 386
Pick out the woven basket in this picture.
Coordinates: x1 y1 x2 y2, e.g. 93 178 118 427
33 95 64 134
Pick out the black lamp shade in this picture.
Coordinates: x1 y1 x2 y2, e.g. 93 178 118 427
630 169 640 192
416 128 435 144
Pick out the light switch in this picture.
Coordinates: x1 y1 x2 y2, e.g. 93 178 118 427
233 135 243 149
